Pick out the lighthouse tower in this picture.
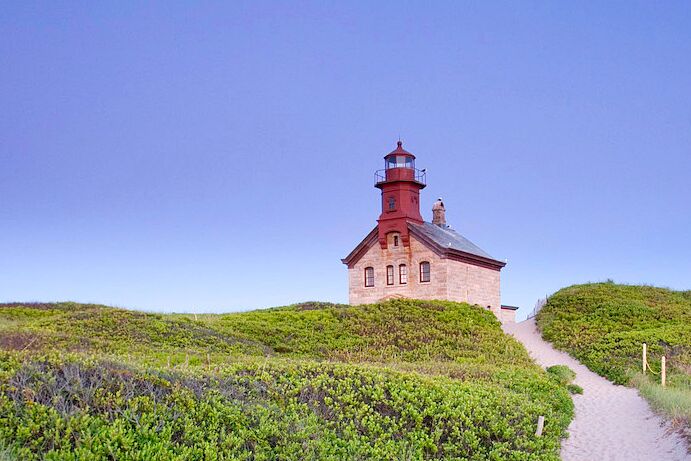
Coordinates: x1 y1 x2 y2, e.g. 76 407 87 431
374 141 426 248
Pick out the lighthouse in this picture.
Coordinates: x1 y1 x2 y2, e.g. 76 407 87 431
375 141 426 248
342 141 516 323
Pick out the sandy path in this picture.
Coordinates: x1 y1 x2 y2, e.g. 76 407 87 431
503 318 689 461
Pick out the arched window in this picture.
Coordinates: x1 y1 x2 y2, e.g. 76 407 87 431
386 265 394 285
399 264 407 284
364 267 375 287
419 261 431 283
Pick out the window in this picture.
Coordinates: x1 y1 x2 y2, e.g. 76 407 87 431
399 264 407 284
396 156 413 167
393 235 399 247
386 155 415 169
386 265 394 285
364 267 374 287
388 196 396 210
419 261 430 283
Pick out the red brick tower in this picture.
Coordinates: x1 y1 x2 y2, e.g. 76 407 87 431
374 141 426 248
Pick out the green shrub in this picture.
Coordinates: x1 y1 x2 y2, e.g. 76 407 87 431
536 283 691 385
0 299 574 459
536 283 690 427
190 299 537 369
545 365 581 395
0 355 572 460
566 384 583 395
546 365 576 386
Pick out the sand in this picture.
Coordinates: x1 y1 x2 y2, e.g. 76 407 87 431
503 318 689 461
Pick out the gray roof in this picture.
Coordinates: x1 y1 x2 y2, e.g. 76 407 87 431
409 221 497 261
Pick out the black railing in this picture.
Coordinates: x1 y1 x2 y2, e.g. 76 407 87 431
374 168 426 185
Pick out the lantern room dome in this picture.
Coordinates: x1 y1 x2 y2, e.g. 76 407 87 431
386 141 415 159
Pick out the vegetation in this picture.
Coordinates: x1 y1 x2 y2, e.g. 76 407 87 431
545 366 581 395
0 299 574 460
545 366 576 387
565 384 583 395
537 282 691 428
630 373 691 422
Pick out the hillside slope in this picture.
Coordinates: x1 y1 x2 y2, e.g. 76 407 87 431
0 299 573 460
536 283 691 431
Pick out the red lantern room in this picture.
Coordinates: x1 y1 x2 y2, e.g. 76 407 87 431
374 141 426 248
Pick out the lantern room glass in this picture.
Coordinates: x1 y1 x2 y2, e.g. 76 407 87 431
385 156 414 169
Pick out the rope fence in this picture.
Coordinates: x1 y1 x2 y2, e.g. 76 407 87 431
642 343 666 386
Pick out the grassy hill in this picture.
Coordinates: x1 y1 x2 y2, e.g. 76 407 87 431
536 282 691 428
0 299 573 460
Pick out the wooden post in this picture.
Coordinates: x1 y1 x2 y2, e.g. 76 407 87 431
535 416 545 436
167 356 171 368
642 343 647 373
661 356 666 387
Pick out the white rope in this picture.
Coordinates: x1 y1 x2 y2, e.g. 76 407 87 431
644 357 660 375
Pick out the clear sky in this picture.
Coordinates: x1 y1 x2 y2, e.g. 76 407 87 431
2 2 690 318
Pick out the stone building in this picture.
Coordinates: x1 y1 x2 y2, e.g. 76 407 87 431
342 141 516 323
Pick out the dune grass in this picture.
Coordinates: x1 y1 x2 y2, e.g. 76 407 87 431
0 447 15 461
630 372 691 422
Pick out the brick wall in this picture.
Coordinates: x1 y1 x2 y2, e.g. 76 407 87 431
348 232 448 304
446 259 501 316
348 233 502 318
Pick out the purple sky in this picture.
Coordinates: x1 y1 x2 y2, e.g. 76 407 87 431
2 2 690 318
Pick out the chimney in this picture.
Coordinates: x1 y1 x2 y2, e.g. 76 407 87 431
432 198 446 226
